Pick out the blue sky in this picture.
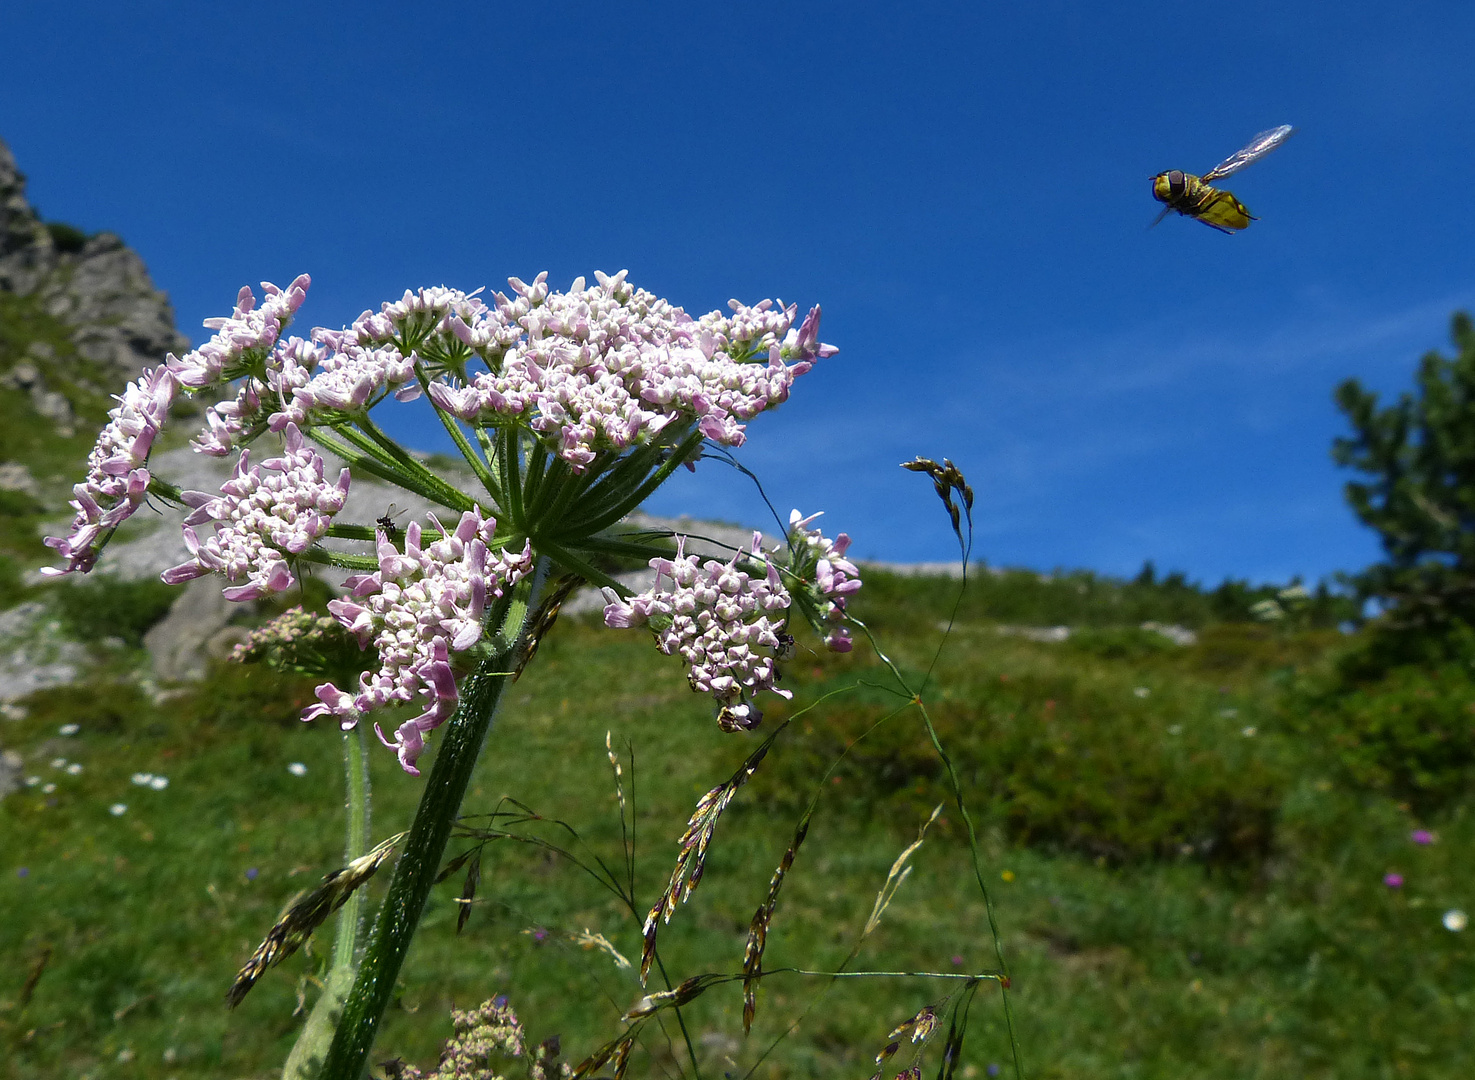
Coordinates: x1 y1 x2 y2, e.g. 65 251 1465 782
4 1 1473 584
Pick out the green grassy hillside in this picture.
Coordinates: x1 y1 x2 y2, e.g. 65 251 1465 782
3 566 1472 1080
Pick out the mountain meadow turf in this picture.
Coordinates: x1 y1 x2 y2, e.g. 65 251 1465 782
3 565 1473 1079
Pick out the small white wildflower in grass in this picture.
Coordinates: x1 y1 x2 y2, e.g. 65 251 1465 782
1444 909 1468 932
58 723 80 735
0 702 27 720
1167 724 1183 735
1219 708 1238 719
1134 687 1150 698
42 782 56 793
116 1048 134 1063
65 762 83 774
287 762 308 777
131 773 153 785
1242 726 1258 737
50 757 67 768
25 776 40 787
109 803 128 816
149 776 169 790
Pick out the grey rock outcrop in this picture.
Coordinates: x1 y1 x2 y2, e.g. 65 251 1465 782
0 135 189 388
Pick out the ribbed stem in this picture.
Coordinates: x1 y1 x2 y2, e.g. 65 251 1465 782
281 724 371 1079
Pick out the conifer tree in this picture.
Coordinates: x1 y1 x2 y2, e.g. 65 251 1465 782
1333 311 1475 631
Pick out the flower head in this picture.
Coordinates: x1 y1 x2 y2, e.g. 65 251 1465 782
161 424 350 601
305 509 532 773
603 533 793 730
425 271 835 471
168 275 310 391
784 509 862 652
43 365 179 575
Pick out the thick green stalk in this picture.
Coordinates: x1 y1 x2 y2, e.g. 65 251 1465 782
317 570 544 1080
281 724 371 1079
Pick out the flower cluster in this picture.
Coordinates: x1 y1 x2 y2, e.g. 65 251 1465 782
426 270 836 469
305 509 533 773
168 275 310 391
385 997 568 1080
43 365 178 575
44 275 312 574
269 338 419 430
603 533 794 731
785 509 863 652
161 424 350 601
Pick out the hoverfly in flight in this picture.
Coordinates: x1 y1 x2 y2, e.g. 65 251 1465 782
1151 125 1295 233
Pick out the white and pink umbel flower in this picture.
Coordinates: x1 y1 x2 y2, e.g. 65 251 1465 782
786 509 863 653
305 510 533 774
602 532 796 731
161 423 350 601
602 512 861 727
44 365 179 575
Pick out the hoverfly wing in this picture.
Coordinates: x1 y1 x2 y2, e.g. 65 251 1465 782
1201 125 1295 182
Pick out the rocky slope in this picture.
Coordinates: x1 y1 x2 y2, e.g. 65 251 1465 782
0 135 189 390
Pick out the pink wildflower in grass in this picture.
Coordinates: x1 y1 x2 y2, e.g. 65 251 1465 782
161 423 349 601
603 532 793 731
1384 873 1404 889
1411 829 1435 844
305 509 532 774
43 364 179 575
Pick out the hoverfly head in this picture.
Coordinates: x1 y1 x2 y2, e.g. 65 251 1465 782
1151 170 1186 203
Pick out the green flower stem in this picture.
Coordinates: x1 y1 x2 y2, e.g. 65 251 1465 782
311 429 457 506
317 566 546 1080
281 724 371 1080
528 536 624 594
534 458 592 532
564 427 705 537
335 724 371 971
500 428 525 528
415 371 502 505
336 420 474 513
298 547 381 573
520 438 552 515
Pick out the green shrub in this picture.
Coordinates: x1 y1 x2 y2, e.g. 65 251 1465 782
44 220 89 254
177 659 323 729
1304 658 1475 814
51 575 180 647
756 661 1285 867
21 679 153 734
850 565 1353 635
